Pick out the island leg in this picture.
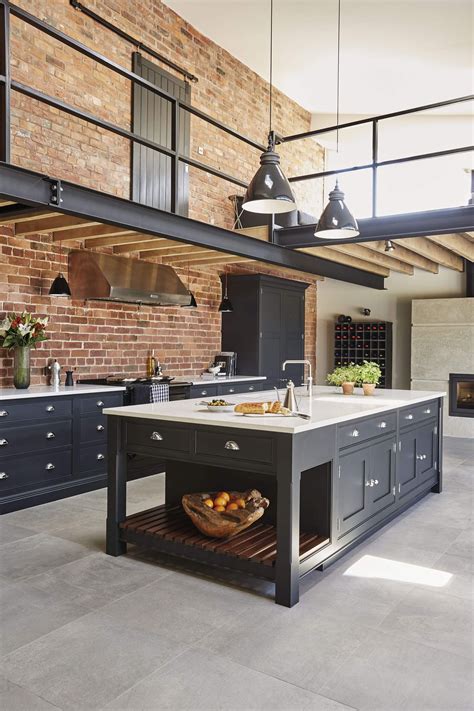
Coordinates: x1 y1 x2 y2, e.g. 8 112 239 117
432 398 444 494
275 452 301 607
106 417 127 556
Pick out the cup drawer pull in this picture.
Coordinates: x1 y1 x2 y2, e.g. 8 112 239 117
96 401 104 407
405 414 414 420
350 429 359 438
46 405 55 412
248 386 254 391
96 424 105 432
225 440 240 451
150 431 163 441
423 408 431 415
378 421 387 429
0 438 8 446
0 409 8 417
228 388 235 393
45 463 55 470
200 390 207 396
96 453 105 461
0 472 8 480
46 432 55 439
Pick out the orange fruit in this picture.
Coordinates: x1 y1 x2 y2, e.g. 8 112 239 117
235 498 246 509
214 505 226 512
213 496 227 507
226 502 239 511
203 498 214 508
217 491 230 503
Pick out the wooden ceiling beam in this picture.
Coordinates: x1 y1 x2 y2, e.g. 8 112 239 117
142 245 213 259
330 243 414 275
114 238 174 254
164 253 252 267
15 215 97 236
363 240 439 273
427 234 474 261
397 237 464 271
52 224 137 242
0 209 58 224
84 234 161 249
298 246 390 277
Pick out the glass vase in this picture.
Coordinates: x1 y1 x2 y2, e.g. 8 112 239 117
13 346 31 389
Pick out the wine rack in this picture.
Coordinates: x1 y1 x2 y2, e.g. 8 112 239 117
334 321 393 389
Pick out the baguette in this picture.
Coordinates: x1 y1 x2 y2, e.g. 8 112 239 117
234 402 268 415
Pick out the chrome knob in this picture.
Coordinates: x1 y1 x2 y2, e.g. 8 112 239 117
46 432 55 439
150 431 163 441
0 410 8 417
0 472 8 479
373 479 379 485
96 424 105 432
0 438 8 446
365 480 371 487
405 414 414 420
46 405 55 412
225 440 239 451
378 421 387 429
96 453 105 460
350 429 359 437
229 388 235 393
96 400 104 407
248 386 254 391
423 454 427 460
201 390 207 396
423 408 431 415
45 463 55 470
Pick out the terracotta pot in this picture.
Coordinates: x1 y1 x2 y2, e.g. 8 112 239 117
341 382 355 395
363 383 376 396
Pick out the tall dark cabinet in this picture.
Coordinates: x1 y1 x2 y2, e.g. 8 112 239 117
221 274 308 388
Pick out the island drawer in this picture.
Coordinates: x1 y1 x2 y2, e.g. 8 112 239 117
126 421 191 454
195 430 274 465
0 419 72 456
0 397 72 425
79 414 107 443
79 443 108 474
338 412 397 449
190 385 218 399
0 449 72 492
400 401 438 429
217 382 264 396
78 393 123 415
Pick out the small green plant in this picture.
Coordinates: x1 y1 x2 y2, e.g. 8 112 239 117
327 363 358 386
356 361 381 385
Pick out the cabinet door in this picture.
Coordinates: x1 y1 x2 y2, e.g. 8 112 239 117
398 429 417 500
368 437 396 515
415 422 437 487
338 446 370 536
282 290 305 385
259 286 283 385
398 423 437 502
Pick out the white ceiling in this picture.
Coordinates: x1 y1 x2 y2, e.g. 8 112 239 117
164 0 473 119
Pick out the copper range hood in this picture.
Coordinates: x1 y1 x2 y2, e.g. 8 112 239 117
68 250 191 306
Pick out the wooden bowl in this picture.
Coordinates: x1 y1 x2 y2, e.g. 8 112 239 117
182 489 270 539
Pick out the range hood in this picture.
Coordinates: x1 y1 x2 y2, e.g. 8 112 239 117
68 250 192 306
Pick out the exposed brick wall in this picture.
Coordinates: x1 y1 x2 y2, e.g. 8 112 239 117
1 0 321 386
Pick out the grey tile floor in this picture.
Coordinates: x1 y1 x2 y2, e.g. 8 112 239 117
1 436 472 711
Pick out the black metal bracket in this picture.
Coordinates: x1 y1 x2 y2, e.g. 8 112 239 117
48 179 64 207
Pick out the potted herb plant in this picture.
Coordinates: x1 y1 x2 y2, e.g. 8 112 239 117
0 312 48 389
356 360 382 395
327 363 358 395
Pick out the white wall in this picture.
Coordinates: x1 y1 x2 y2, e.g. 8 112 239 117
316 268 466 388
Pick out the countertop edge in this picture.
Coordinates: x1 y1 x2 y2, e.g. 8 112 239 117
0 385 126 400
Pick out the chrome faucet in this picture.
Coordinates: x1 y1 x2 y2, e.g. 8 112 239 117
282 360 313 400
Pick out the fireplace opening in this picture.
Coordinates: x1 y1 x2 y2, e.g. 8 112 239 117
449 373 474 418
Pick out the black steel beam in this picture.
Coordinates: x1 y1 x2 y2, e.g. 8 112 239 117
466 260 474 298
276 206 474 248
0 0 10 163
0 162 385 289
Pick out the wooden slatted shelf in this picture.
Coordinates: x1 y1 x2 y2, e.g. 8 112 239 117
120 504 329 570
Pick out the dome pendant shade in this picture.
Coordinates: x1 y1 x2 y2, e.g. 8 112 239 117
314 182 359 239
218 295 233 313
181 291 198 308
49 272 71 297
242 145 296 215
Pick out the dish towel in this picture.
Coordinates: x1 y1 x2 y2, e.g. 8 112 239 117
150 382 169 403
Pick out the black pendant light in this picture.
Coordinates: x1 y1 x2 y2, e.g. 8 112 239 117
180 265 198 309
315 0 359 239
218 271 233 313
242 0 296 215
49 241 71 296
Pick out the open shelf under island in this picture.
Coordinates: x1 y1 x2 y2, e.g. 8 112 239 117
104 386 445 607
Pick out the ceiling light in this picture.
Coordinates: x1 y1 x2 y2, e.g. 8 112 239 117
49 240 71 296
218 271 233 313
314 0 358 239
242 0 296 215
385 240 395 253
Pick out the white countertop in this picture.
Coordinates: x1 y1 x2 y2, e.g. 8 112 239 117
174 375 267 386
104 386 445 434
0 384 126 400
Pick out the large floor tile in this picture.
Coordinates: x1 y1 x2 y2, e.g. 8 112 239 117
320 629 473 711
2 499 104 534
104 648 355 711
0 675 60 710
371 519 462 554
0 521 37 546
379 586 473 658
445 528 474 560
2 611 187 709
0 533 91 581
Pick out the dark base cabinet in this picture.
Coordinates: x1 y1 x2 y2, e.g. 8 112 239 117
0 391 123 513
106 396 443 607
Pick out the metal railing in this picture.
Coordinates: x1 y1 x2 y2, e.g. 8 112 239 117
0 0 472 219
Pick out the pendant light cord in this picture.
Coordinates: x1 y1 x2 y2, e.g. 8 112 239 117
336 0 341 154
269 0 273 138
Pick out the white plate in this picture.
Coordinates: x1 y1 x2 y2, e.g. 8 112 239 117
205 403 236 413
